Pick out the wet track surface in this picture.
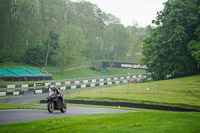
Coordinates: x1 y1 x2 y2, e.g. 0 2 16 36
0 90 133 124
0 107 133 124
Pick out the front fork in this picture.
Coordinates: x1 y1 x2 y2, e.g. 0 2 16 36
50 101 54 108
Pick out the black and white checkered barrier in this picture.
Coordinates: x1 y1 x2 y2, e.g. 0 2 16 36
0 73 151 90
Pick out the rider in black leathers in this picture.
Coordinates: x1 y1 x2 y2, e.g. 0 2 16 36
50 85 65 105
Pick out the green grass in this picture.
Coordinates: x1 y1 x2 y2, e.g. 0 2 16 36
25 100 151 112
51 67 145 80
24 100 41 105
64 75 200 109
0 60 90 71
0 61 145 82
1 62 199 132
0 103 41 110
0 95 18 98
0 111 199 133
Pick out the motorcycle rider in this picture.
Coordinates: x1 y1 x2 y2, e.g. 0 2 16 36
50 85 65 105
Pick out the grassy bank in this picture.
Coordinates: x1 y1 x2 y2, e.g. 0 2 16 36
64 75 200 109
0 103 41 110
0 61 145 83
0 111 199 133
50 67 145 80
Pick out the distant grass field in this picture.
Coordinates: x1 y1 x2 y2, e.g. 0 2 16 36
50 67 145 80
64 75 200 109
0 61 145 82
0 111 199 133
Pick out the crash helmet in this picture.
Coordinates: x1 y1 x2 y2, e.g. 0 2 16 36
50 85 56 91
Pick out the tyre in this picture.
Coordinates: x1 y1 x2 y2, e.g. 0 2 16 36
48 101 54 113
60 103 67 113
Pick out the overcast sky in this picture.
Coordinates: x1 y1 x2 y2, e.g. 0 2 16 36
73 0 167 27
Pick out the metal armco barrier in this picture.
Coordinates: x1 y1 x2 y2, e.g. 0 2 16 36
40 100 200 112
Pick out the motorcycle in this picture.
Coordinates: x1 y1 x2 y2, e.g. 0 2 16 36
47 91 67 113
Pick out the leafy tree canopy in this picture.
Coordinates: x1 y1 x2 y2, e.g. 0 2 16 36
0 0 151 69
24 44 45 66
55 24 86 72
143 0 200 80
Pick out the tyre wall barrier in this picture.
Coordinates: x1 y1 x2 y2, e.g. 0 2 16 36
40 99 200 112
0 90 24 96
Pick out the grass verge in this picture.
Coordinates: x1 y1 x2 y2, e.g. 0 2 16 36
0 111 199 133
25 100 151 112
0 103 41 110
64 75 200 109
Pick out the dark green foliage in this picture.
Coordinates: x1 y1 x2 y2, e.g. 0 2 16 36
0 50 6 63
44 31 59 65
56 24 86 72
24 44 45 66
105 24 131 61
0 48 22 63
89 66 101 72
0 0 150 68
188 24 200 66
143 0 200 80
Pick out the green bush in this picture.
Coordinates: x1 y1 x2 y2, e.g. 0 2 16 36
24 44 45 66
0 50 5 63
89 65 101 72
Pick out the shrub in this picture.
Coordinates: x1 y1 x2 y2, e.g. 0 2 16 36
89 66 101 72
24 44 45 66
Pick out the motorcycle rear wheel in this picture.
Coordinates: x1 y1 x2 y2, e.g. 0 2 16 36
48 102 54 113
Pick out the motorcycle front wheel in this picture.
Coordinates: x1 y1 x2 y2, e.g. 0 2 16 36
60 103 67 113
48 101 54 113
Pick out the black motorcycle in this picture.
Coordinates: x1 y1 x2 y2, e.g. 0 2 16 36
47 91 67 113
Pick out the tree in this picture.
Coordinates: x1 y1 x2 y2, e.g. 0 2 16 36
71 1 108 60
0 0 145 67
127 24 151 63
24 44 45 66
55 24 86 73
105 24 131 61
44 31 59 68
0 0 36 60
143 0 200 80
188 24 200 66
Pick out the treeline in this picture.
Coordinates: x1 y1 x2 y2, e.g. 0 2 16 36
0 0 150 71
143 0 200 80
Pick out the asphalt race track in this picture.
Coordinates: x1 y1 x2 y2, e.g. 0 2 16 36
0 90 133 124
